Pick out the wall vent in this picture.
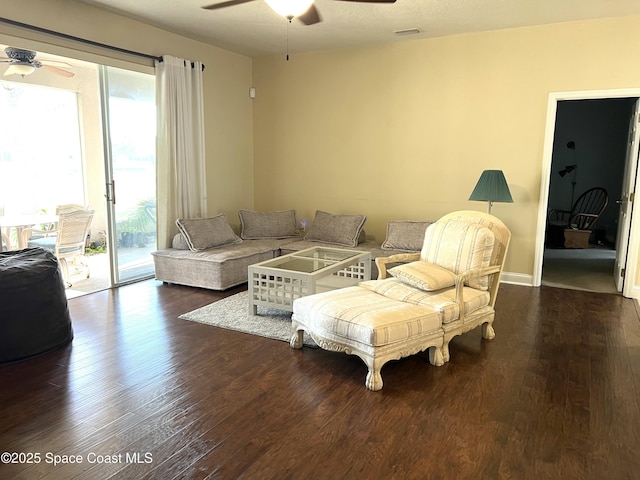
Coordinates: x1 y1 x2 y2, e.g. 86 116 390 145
394 28 421 36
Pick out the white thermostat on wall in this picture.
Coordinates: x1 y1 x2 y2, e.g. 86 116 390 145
249 87 256 99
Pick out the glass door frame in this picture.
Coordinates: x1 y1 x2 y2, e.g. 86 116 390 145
99 66 120 286
98 65 157 287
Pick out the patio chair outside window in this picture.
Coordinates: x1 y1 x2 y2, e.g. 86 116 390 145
23 209 95 283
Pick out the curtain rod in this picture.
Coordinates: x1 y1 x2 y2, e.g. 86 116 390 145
0 17 205 70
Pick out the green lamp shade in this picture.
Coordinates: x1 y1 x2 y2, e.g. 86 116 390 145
469 170 514 204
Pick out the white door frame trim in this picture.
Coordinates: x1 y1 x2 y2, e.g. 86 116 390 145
534 88 640 298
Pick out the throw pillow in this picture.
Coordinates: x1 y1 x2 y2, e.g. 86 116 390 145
239 209 299 239
381 220 432 252
304 210 366 247
388 261 457 292
172 233 190 250
420 220 494 290
175 214 242 252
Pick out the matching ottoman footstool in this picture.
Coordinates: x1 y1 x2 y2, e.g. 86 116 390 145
291 286 444 391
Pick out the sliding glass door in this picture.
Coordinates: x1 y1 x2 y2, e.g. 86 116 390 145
100 66 157 285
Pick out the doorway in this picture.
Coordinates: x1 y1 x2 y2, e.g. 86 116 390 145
535 89 640 298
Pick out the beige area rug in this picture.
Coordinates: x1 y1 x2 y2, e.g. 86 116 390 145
179 291 317 347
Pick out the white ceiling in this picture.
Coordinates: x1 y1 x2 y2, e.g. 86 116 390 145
78 0 640 58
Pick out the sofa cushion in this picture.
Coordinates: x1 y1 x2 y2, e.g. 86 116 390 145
152 239 287 291
420 220 494 290
359 278 490 324
304 210 366 247
239 209 299 239
388 261 456 291
381 220 432 252
175 214 242 252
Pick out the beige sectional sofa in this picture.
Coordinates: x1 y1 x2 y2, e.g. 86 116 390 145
151 210 432 291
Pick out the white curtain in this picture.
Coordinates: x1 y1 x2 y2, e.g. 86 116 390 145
155 55 207 249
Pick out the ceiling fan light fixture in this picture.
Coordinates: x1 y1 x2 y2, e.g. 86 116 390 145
4 63 35 77
265 0 314 19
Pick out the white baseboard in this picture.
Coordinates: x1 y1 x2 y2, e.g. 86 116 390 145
501 271 533 287
501 271 640 301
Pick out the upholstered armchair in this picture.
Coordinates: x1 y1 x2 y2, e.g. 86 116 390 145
291 210 511 391
375 210 511 363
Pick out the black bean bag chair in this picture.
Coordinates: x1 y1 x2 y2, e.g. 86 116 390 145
0 248 73 364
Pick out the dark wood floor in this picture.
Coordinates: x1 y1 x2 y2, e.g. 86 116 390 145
1 281 640 479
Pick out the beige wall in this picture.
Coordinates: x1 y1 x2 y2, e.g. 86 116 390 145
0 0 255 232
253 16 640 278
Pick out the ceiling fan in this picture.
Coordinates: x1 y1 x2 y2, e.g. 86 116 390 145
202 0 397 25
0 47 75 78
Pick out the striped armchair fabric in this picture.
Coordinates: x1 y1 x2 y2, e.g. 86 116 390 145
419 219 495 290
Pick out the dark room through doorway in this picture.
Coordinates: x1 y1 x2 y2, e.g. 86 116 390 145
543 97 637 294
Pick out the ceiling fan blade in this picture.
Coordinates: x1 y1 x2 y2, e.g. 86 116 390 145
41 59 73 68
202 0 256 10
298 4 321 25
41 64 75 78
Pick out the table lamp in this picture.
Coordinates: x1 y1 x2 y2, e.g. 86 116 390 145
469 170 513 213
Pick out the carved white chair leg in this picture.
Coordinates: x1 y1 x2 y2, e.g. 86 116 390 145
364 356 384 391
428 346 445 366
442 341 451 363
290 329 304 349
482 322 496 340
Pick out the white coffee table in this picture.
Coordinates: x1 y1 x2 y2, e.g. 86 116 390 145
248 246 371 314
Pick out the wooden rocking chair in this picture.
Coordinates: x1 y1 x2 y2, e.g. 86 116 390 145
547 187 608 248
